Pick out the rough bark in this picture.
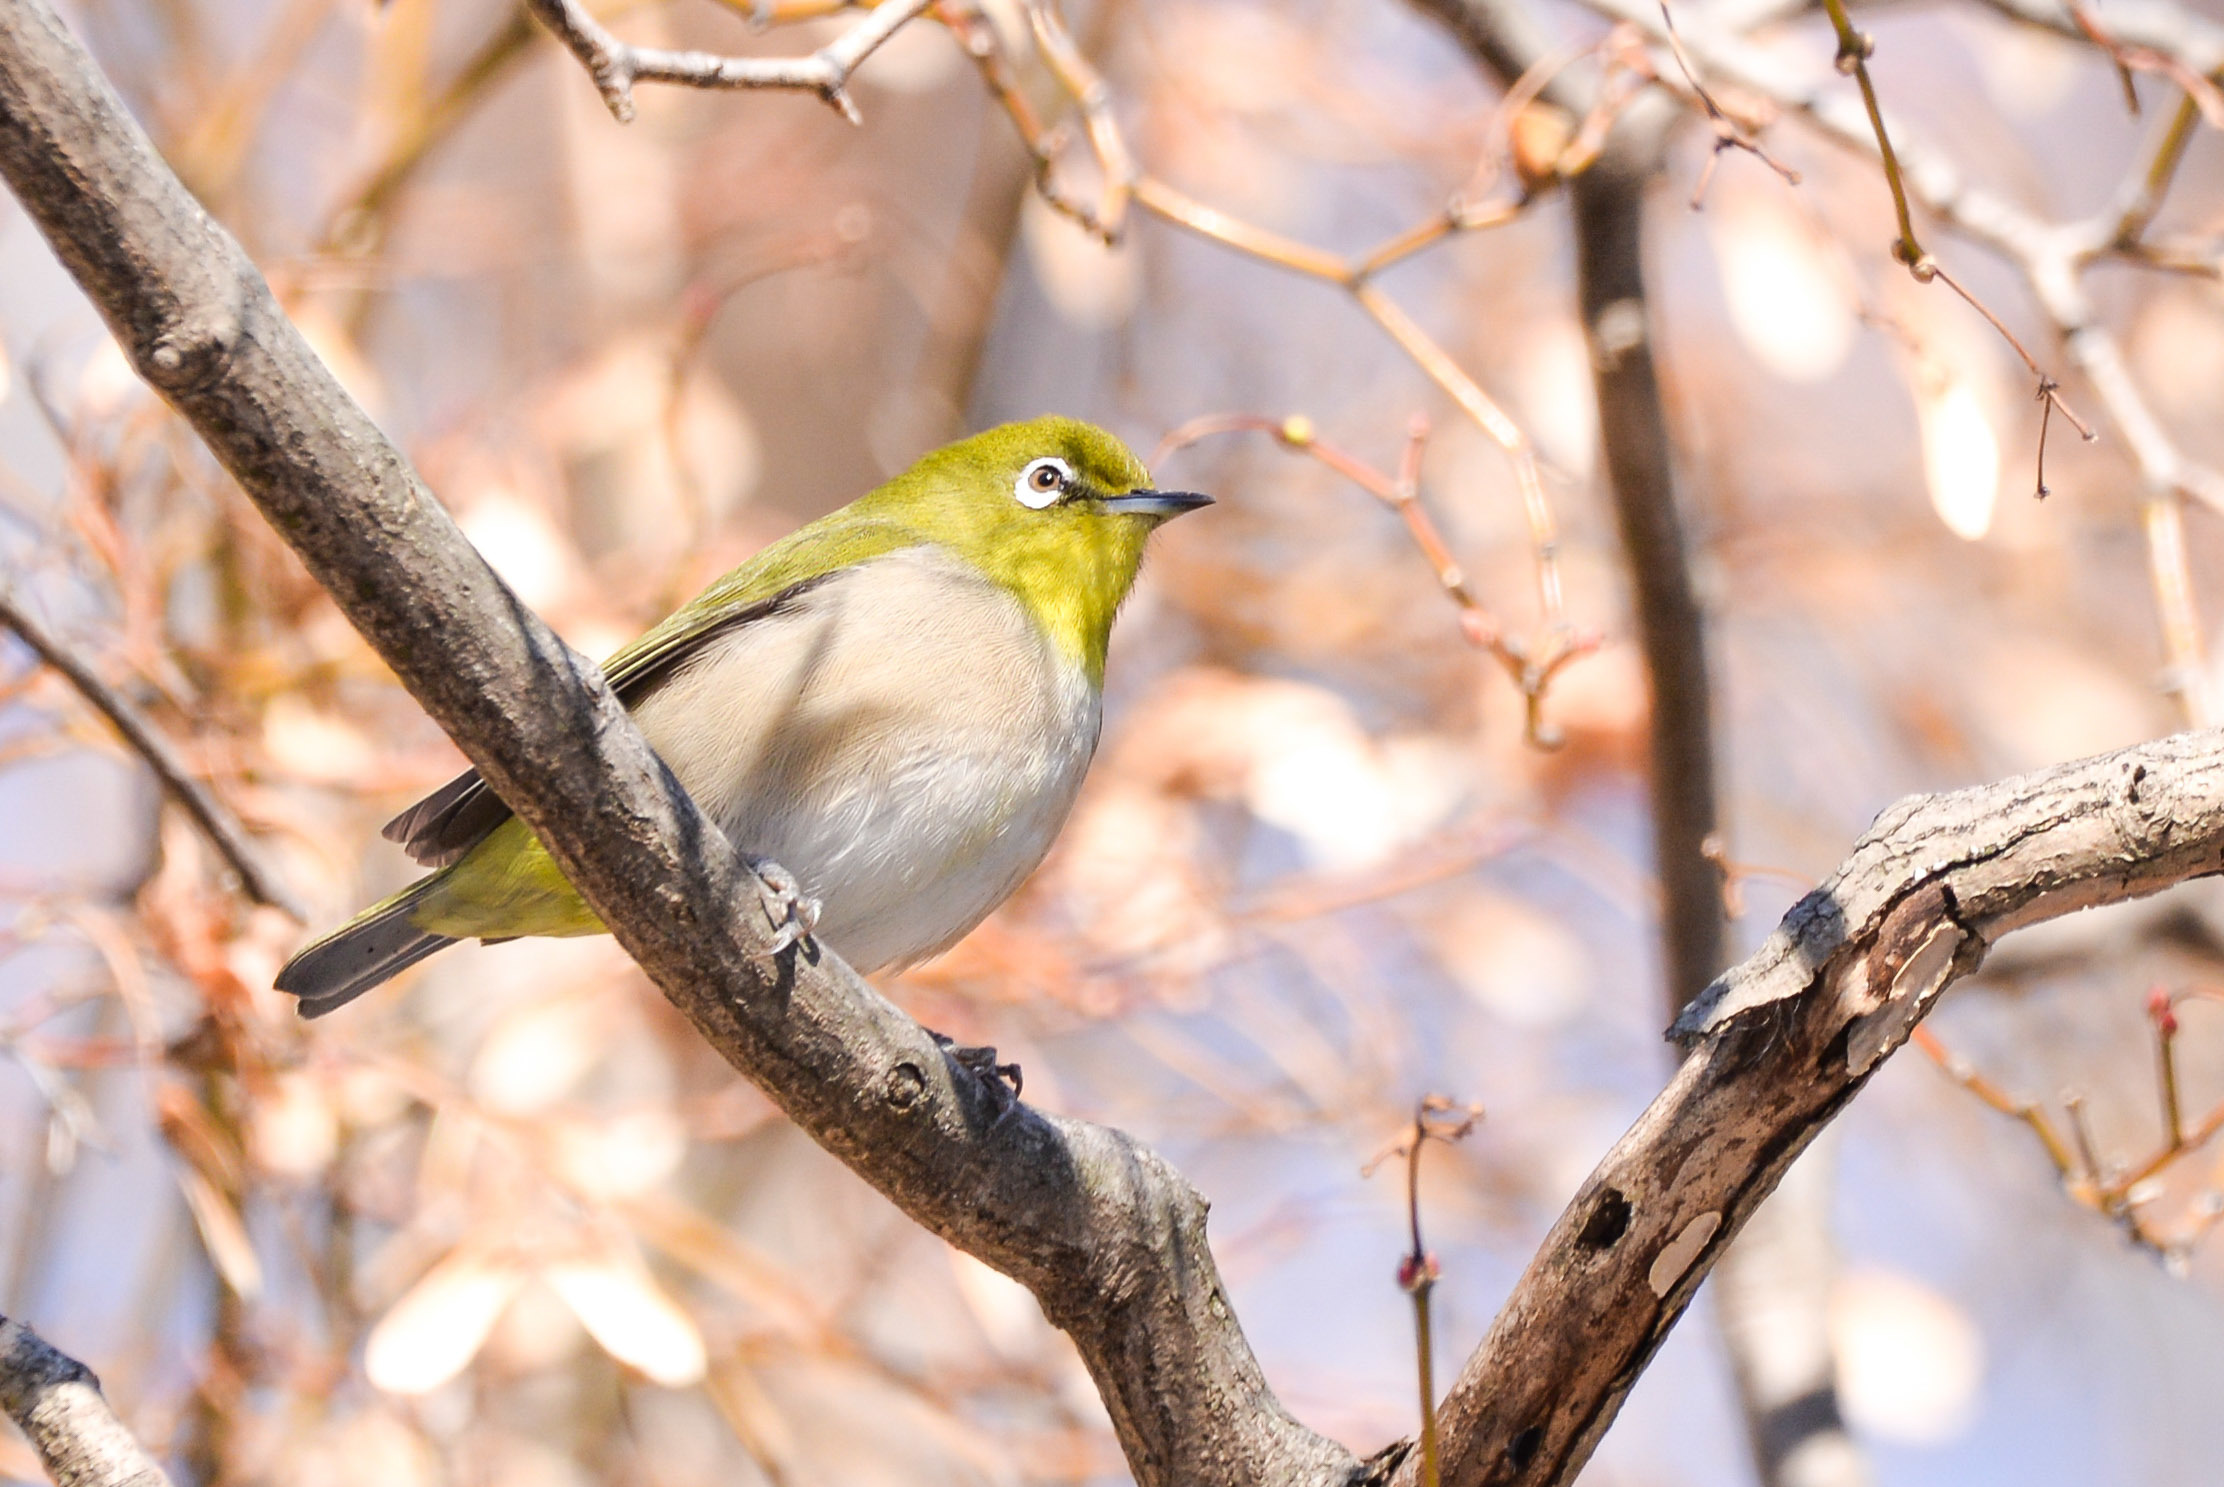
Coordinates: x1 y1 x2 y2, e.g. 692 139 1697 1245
0 1321 173 1487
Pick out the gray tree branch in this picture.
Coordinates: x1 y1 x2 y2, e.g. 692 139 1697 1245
1404 728 2224 1486
0 4 1353 1483
0 1319 173 1487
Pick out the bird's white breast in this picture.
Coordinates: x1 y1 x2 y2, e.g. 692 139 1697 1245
627 545 1101 971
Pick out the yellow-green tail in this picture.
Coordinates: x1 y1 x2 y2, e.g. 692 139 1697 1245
275 872 457 1018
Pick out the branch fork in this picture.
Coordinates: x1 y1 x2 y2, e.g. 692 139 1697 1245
524 0 934 124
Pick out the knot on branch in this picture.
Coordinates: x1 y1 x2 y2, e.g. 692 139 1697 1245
883 1059 927 1112
134 291 248 399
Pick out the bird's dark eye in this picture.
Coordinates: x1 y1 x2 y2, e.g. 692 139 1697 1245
1014 456 1074 509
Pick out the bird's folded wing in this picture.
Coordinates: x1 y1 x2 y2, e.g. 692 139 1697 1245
382 521 920 866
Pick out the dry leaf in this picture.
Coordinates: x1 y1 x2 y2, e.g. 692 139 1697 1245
365 1247 527 1395
544 1248 708 1387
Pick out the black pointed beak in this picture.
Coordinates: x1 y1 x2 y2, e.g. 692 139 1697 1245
1102 488 1213 518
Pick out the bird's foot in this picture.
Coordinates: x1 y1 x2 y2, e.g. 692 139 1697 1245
931 1030 1024 1116
745 857 821 975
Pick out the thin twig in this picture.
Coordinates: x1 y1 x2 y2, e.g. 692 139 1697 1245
1910 1026 2084 1183
1801 0 2102 492
1913 258 2096 439
2141 491 2214 725
523 0 933 124
2110 92 2203 249
1364 1095 1484 1487
2151 988 2184 1152
1153 413 1597 746
2065 1093 2106 1190
1816 0 1920 264
0 583 302 919
949 0 1592 732
1698 834 1811 919
1656 0 1799 209
1569 0 2224 725
2068 0 2224 128
322 6 543 253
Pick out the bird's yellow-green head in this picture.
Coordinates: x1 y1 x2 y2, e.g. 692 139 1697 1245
854 416 1210 684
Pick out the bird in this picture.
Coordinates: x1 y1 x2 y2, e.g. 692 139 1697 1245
275 416 1210 1018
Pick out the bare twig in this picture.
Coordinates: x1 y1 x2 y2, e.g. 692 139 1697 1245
0 582 302 919
1815 0 1919 263
946 0 1579 670
1567 0 2224 725
1806 0 2100 474
322 6 542 253
1153 413 1596 745
2109 92 2202 249
523 0 933 124
2151 987 2184 1152
1916 985 2224 1258
1976 0 2224 73
1699 834 1810 920
2066 0 2224 126
0 1318 173 1487
1365 1097 1486 1487
1656 0 1799 209
1910 1025 2084 1181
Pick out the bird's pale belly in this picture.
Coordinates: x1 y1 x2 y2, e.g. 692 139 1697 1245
598 551 1102 975
712 717 1093 971
412 549 1102 968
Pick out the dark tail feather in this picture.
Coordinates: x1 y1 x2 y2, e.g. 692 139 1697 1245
276 879 458 1018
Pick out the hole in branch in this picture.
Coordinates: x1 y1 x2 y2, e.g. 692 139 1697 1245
1576 1188 1632 1250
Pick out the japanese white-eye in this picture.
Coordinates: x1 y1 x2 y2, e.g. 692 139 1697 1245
277 416 1209 1015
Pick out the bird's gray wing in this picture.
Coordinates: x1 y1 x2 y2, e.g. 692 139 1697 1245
380 573 841 867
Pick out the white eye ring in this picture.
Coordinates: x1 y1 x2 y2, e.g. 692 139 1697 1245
1014 456 1073 509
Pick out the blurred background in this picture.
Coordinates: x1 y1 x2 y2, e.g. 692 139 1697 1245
4 0 2224 1481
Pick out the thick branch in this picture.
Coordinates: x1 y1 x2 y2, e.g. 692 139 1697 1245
0 4 1354 1483
0 580 304 918
1410 728 2224 1487
0 1319 172 1487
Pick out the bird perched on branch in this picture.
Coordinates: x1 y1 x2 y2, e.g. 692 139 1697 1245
277 416 1209 1016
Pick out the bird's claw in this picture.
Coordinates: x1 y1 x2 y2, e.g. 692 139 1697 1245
931 1030 1024 1116
746 857 820 975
